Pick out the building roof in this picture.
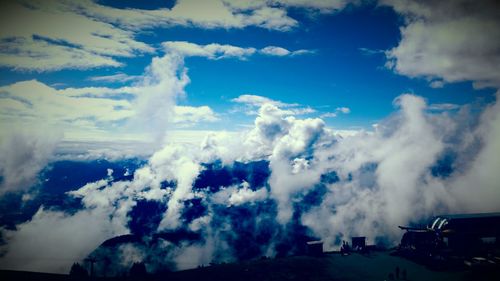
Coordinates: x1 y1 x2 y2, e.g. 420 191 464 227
437 212 500 220
428 212 500 234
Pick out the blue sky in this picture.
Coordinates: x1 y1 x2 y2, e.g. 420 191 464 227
1 0 498 143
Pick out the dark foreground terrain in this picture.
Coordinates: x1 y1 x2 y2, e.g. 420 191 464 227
1 251 498 281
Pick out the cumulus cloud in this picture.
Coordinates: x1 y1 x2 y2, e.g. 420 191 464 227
2 93 500 274
174 106 219 125
127 53 190 142
448 91 500 212
231 94 316 116
0 207 128 273
0 79 139 146
384 0 500 89
302 93 500 248
212 182 268 207
153 146 202 230
268 116 328 223
0 131 61 194
0 80 134 124
197 92 500 252
0 171 136 273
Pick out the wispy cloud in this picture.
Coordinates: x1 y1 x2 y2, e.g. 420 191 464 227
260 46 314 57
163 41 257 60
232 94 295 107
163 41 313 60
428 103 460 111
320 107 351 118
358 47 385 56
88 73 141 84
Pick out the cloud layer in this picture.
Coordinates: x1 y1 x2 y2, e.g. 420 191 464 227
2 92 499 273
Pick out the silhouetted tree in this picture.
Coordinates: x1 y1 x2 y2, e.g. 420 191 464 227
69 262 88 278
129 262 147 279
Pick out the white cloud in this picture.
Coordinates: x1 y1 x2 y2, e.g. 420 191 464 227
3 92 500 273
336 107 351 114
290 107 316 115
228 185 268 206
268 116 327 223
0 79 138 150
301 94 447 246
274 0 355 11
212 182 268 207
231 94 316 117
0 0 347 71
65 0 356 33
0 51 219 144
0 38 123 71
155 0 298 31
163 41 256 60
173 106 219 124
88 73 141 84
232 94 293 107
429 80 445 89
127 53 190 142
0 131 60 194
334 129 363 138
427 103 460 111
320 106 350 118
0 205 129 273
148 145 202 230
358 47 384 56
0 0 153 71
260 46 314 57
0 80 136 147
384 0 500 89
54 140 155 161
163 41 313 60
448 91 500 212
320 112 337 118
